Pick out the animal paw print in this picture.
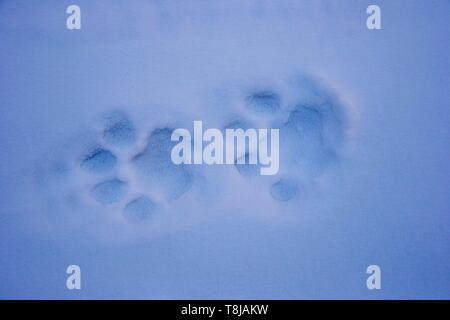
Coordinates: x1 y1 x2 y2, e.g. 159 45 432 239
34 110 195 228
221 74 349 202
